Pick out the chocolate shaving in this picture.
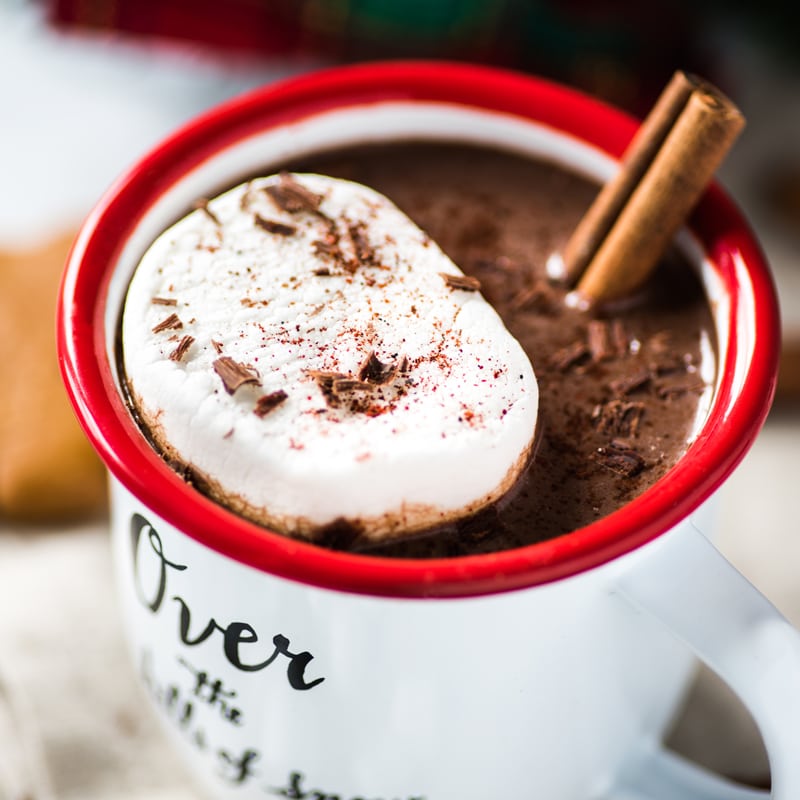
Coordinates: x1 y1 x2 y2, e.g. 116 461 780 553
611 319 629 357
152 313 183 333
549 341 590 372
587 320 615 362
239 182 256 211
593 441 647 477
265 172 323 214
346 221 377 265
510 281 554 313
212 356 261 395
152 296 178 306
193 198 221 226
312 238 341 258
651 354 689 376
306 369 381 405
331 378 375 394
313 267 331 277
254 390 289 417
168 335 195 362
473 255 518 274
439 272 482 292
307 370 349 384
358 351 396 385
312 219 365 275
254 214 297 236
311 220 348 267
211 339 224 354
649 330 673 355
306 370 347 405
656 379 707 399
318 217 339 244
592 399 645 437
609 369 652 396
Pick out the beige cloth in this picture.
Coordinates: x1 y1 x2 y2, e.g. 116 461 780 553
0 524 200 800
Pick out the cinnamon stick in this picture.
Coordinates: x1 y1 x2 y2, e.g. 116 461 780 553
559 71 696 285
562 72 745 308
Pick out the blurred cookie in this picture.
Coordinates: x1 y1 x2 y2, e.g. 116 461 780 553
0 233 107 522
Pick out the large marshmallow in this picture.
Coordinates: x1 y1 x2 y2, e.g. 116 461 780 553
122 173 538 541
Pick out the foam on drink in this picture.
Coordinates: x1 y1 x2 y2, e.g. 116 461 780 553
121 173 538 542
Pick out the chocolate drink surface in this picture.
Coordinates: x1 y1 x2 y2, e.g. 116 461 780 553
121 142 716 557
278 142 716 557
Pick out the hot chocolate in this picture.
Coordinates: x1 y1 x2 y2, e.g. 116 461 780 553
121 141 715 558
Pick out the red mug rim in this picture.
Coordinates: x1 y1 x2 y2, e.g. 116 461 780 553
57 61 780 599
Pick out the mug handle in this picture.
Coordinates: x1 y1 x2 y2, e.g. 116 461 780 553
606 521 800 799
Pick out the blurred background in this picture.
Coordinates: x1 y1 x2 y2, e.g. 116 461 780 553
0 1 798 797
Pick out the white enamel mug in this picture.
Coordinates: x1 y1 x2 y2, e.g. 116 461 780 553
58 62 792 800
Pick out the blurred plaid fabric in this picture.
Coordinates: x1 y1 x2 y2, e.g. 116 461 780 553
48 0 705 113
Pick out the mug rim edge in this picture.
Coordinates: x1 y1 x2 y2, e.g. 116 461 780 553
57 60 781 598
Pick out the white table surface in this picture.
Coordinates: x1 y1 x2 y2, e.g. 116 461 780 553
1 4 798 798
